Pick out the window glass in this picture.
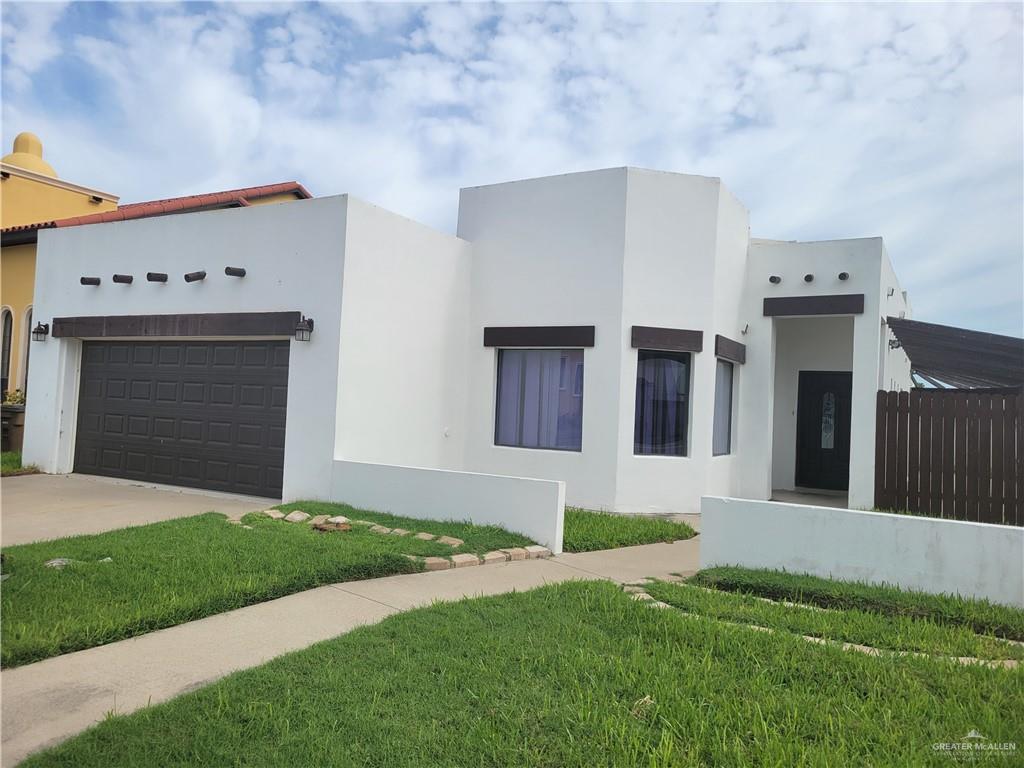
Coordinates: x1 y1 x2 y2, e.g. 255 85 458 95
634 350 690 456
495 349 583 450
713 359 734 455
1 310 12 394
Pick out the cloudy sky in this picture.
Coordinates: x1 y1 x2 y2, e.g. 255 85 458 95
3 2 1021 335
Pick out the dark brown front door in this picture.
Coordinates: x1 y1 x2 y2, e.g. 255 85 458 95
74 340 288 497
795 371 852 491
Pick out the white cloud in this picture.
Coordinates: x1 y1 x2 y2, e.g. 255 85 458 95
1 1 1020 334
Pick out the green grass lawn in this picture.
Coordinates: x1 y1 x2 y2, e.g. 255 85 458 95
646 579 1024 661
22 580 1023 768
691 566 1024 641
1 450 37 476
562 507 695 552
0 503 533 668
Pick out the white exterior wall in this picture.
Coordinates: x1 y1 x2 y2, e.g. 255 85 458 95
613 170 749 514
335 198 470 469
457 169 628 510
742 237 902 508
702 496 1024 607
22 196 350 501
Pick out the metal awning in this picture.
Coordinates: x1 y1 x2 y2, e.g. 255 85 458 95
887 317 1024 389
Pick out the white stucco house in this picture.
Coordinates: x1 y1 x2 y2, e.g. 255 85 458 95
21 168 912 550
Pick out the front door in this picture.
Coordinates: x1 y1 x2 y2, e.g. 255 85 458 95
795 371 852 491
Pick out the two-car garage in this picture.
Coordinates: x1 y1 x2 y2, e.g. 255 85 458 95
73 339 289 498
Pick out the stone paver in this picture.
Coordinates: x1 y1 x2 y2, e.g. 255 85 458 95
482 551 508 565
524 545 551 559
450 553 481 568
437 535 464 547
499 547 528 561
414 532 435 541
263 510 285 520
422 557 452 572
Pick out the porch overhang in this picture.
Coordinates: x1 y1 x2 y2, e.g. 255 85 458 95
886 316 1024 389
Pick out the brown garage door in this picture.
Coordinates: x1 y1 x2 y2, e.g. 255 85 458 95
74 340 288 497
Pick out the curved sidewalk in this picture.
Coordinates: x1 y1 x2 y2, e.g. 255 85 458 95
1 537 698 767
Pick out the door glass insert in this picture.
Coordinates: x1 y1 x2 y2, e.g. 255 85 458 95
821 392 835 449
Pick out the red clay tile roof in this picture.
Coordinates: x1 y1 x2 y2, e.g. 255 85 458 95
1 181 312 235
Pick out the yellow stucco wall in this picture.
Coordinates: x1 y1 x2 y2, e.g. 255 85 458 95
0 132 118 395
0 174 116 228
1 245 36 393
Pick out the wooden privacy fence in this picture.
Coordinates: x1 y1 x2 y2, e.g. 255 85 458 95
875 388 1022 526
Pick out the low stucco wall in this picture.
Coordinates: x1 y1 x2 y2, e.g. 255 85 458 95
701 496 1024 607
328 460 565 553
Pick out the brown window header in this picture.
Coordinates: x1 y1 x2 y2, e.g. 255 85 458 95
52 311 302 339
763 294 865 317
483 326 595 348
714 334 746 364
630 326 703 353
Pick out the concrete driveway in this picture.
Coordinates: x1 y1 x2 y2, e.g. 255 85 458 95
1 474 276 546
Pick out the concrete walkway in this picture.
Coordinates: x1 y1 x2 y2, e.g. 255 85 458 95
1 474 275 546
0 538 698 766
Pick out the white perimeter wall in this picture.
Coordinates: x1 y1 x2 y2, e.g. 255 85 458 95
22 196 350 500
701 496 1024 607
330 460 565 552
335 198 470 470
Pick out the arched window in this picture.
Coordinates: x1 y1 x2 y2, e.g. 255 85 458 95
1 308 12 394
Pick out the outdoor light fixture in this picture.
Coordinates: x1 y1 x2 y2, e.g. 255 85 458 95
80 276 101 286
184 270 207 283
838 271 850 281
294 316 315 342
147 272 168 283
224 266 246 277
32 321 49 342
768 275 782 284
804 273 814 283
113 274 133 284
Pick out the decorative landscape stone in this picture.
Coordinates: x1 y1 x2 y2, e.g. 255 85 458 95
482 551 509 565
414 532 435 541
263 510 286 520
327 516 350 524
450 553 481 568
524 545 551 559
369 525 392 534
308 515 330 526
44 558 74 569
351 520 374 526
437 535 464 548
422 556 452 571
389 528 411 536
499 547 528 561
284 511 310 523
312 522 352 533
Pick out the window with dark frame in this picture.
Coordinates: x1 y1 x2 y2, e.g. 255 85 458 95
713 358 734 456
634 349 690 456
495 348 584 451
0 309 12 394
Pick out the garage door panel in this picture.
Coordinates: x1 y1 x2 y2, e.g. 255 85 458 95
75 340 288 497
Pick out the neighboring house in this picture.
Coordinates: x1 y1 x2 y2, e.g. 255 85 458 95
22 167 914 512
1 132 119 394
0 130 311 398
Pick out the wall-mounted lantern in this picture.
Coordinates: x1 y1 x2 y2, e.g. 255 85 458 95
294 316 315 342
838 272 850 281
113 274 133 284
80 276 101 286
803 273 814 283
225 267 246 277
768 275 782 284
184 270 207 283
32 321 50 342
147 272 168 283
